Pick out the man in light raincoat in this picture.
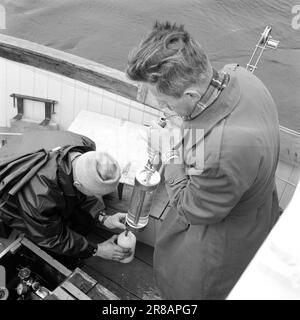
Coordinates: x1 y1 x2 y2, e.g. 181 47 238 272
126 21 280 299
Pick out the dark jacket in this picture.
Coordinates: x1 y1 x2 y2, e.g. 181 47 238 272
153 65 281 299
0 130 104 258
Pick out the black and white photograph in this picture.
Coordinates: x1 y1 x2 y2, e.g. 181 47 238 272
0 0 299 308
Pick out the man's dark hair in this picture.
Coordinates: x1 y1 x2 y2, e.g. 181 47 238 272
126 21 211 97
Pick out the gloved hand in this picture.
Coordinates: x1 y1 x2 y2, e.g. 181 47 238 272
95 235 131 261
103 212 126 230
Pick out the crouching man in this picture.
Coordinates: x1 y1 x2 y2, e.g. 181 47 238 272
0 130 131 265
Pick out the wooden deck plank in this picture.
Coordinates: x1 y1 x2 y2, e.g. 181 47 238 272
82 264 139 300
67 268 97 293
47 287 75 300
61 280 92 300
87 283 120 300
66 267 119 300
83 255 161 300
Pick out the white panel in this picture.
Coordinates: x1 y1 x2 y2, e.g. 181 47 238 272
275 177 286 201
0 58 7 127
19 64 35 120
47 72 62 125
5 60 20 126
73 81 89 119
102 90 117 117
290 166 300 186
87 86 103 113
129 100 145 125
280 184 296 209
32 69 49 122
115 95 131 120
276 161 293 181
60 77 76 129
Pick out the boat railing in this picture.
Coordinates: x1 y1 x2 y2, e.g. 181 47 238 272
279 126 300 138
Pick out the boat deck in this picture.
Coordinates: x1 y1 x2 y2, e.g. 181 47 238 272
0 226 162 300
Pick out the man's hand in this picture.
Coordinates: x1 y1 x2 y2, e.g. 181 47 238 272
94 235 131 261
103 213 126 230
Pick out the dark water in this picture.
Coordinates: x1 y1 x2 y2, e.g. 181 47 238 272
1 0 299 131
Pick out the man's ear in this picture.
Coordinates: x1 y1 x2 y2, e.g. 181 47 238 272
183 88 201 102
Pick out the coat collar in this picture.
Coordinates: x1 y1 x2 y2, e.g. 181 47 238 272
182 73 241 136
57 145 93 197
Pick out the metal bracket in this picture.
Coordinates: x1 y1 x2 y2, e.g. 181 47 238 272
10 94 58 126
12 96 24 120
246 26 280 73
40 102 54 126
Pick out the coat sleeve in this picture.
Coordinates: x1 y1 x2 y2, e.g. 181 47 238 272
79 195 106 222
17 182 97 258
164 162 252 225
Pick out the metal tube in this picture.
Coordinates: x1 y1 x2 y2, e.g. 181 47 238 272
126 169 160 230
132 187 146 225
125 117 165 230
